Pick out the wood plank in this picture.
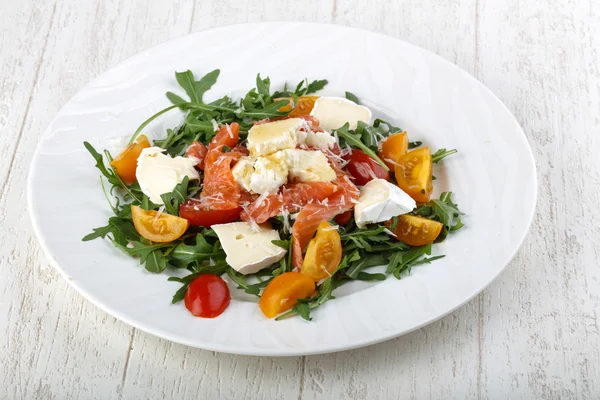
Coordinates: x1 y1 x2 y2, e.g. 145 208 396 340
0 0 194 398
476 0 600 398
0 1 57 198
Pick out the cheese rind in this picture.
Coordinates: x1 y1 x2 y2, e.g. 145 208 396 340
310 96 372 130
354 179 416 227
136 147 199 205
212 222 287 275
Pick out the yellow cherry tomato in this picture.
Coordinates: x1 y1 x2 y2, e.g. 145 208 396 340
378 132 408 170
386 214 443 246
110 135 151 185
259 272 316 318
301 221 342 282
131 205 189 243
394 147 433 203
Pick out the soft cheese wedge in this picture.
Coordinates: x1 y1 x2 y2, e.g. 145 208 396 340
354 178 416 227
136 147 199 204
212 222 287 275
310 96 372 130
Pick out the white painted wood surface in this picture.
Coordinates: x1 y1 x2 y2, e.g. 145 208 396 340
1 0 598 398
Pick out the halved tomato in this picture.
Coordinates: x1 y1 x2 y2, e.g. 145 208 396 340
386 214 443 246
334 210 353 225
394 147 433 203
131 205 188 243
184 274 231 318
343 149 390 186
289 96 319 117
110 135 151 185
179 200 241 227
378 132 408 170
301 221 342 282
259 272 315 318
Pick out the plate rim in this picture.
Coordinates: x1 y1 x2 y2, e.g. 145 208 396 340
27 21 538 356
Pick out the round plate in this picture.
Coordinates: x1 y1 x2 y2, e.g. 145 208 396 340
28 22 536 356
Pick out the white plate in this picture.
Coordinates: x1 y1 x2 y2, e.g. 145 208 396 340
28 22 536 356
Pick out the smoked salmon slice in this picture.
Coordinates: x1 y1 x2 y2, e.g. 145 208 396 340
291 173 359 269
240 181 339 224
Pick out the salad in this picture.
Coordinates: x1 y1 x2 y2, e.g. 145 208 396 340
83 69 463 321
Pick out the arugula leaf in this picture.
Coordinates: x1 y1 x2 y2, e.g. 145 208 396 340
170 233 224 266
415 192 464 240
83 142 121 187
160 176 190 215
170 69 220 104
345 91 360 104
335 123 389 171
432 148 458 163
355 272 387 281
294 303 312 321
409 141 422 149
145 249 168 273
226 268 270 296
82 224 113 241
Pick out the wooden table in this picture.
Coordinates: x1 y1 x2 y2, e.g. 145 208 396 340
2 0 599 398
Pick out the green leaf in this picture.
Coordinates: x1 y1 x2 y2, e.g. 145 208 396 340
345 91 360 104
160 176 190 215
432 148 458 163
82 224 113 241
83 142 120 187
415 192 464 241
174 69 220 104
170 234 222 266
145 249 168 273
293 303 312 321
255 74 271 99
409 141 422 149
355 272 386 281
335 123 389 171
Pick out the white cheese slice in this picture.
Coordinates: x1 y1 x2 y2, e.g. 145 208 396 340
136 147 199 205
302 130 337 150
246 118 305 157
276 149 337 183
310 96 372 130
231 157 255 193
354 179 416 227
212 222 287 275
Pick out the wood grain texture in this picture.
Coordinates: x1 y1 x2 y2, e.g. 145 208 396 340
0 0 598 398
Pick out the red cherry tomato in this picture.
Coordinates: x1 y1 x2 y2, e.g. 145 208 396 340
334 210 353 225
343 149 390 186
184 274 231 318
179 200 242 227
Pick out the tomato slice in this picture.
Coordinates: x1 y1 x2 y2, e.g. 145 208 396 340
110 135 151 185
334 210 353 225
343 149 390 186
386 214 443 246
131 205 189 243
290 96 319 117
394 147 433 203
184 274 231 318
301 222 343 282
259 272 315 318
378 132 408 170
179 200 242 227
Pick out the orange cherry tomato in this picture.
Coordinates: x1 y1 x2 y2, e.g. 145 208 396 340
386 214 443 246
301 222 342 282
131 205 189 243
394 147 433 203
378 132 408 170
274 97 294 113
259 272 315 318
290 96 319 117
110 135 151 185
